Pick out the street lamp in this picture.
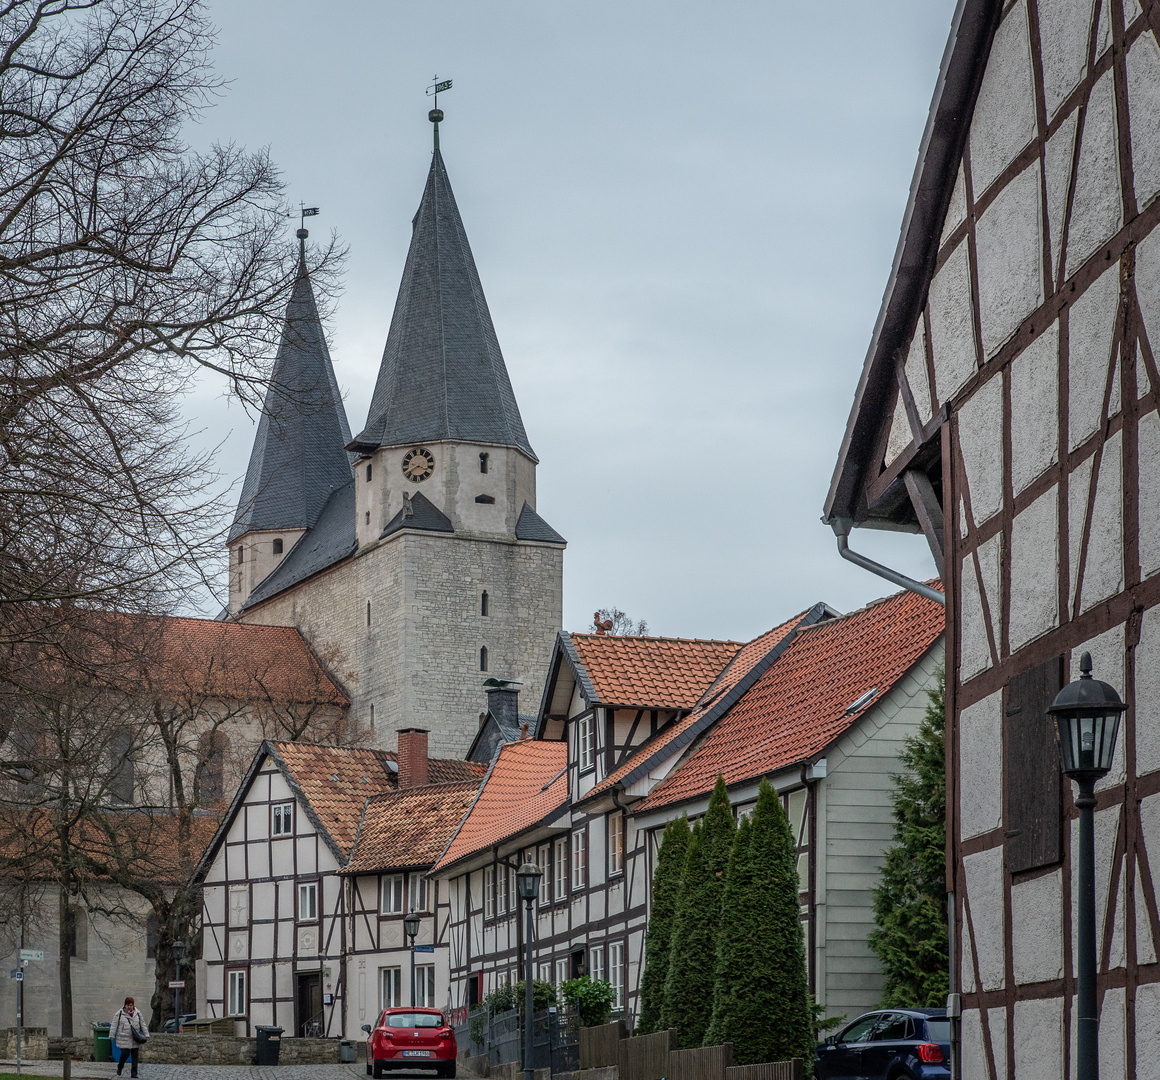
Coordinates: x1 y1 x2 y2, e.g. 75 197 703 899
515 863 542 1080
403 908 421 1007
1048 651 1126 1080
172 940 185 1034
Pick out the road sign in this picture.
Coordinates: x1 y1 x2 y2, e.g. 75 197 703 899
9 970 22 981
18 950 42 962
168 980 185 989
414 945 435 954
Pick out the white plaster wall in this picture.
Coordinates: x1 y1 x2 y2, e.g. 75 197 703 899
1038 0 1096 121
1128 28 1160 209
1010 326 1059 494
905 328 933 426
1138 409 1160 578
1008 484 1060 650
929 240 979 405
1068 263 1119 451
959 690 1003 839
964 845 1006 990
1136 981 1160 1080
1013 996 1065 1080
959 533 1001 680
1135 608 1160 777
1066 68 1122 277
959 375 1005 524
1011 869 1064 983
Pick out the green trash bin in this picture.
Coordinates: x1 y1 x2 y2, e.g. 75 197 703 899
92 1022 112 1062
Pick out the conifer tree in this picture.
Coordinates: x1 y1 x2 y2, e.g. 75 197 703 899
637 815 691 1034
868 669 948 1007
707 779 813 1065
662 776 735 1048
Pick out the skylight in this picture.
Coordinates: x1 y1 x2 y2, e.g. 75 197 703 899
845 688 879 714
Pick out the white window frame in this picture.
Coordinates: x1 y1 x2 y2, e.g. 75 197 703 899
609 941 624 1010
572 827 587 890
496 863 507 915
381 874 404 915
379 966 402 1009
483 865 495 920
227 969 247 1016
578 714 595 773
555 958 569 986
272 801 294 836
416 964 436 1008
589 945 605 983
608 811 624 876
298 881 318 922
409 873 429 913
553 837 567 900
538 844 551 905
537 962 552 983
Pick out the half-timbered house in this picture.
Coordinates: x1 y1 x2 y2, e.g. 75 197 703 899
432 592 943 1023
825 0 1160 1074
193 733 482 1038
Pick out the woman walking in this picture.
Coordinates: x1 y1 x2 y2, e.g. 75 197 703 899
111 996 148 1078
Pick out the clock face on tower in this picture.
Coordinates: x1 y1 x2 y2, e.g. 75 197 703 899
401 447 435 483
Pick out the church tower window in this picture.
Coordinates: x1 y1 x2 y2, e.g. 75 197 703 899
236 547 243 564
481 591 489 617
367 600 371 627
366 462 372 482
480 647 488 672
273 538 283 555
475 494 495 504
479 453 489 474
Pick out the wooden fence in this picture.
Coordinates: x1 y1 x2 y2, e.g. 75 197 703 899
580 1020 627 1070
618 1029 677 1080
726 1061 805 1080
668 1042 733 1080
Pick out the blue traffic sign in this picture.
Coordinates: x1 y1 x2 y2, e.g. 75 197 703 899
9 970 23 981
414 945 435 953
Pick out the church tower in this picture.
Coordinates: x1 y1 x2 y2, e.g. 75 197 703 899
231 116 565 757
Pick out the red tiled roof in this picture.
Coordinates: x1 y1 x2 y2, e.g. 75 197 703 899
432 739 568 871
634 588 944 813
342 782 480 874
568 633 742 709
582 609 813 801
271 743 486 855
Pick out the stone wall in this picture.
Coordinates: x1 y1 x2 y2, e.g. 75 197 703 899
45 1033 353 1065
5 1027 48 1060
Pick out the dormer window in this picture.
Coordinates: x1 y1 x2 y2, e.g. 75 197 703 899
479 452 489 474
273 538 283 555
475 495 495 504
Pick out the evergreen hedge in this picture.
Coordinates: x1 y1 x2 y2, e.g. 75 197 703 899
661 776 735 1048
868 669 948 1007
637 814 690 1034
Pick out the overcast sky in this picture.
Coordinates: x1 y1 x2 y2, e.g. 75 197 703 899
187 0 957 641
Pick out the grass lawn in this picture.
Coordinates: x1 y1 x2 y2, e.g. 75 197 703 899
0 1074 61 1079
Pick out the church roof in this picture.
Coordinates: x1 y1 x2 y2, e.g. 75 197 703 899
231 242 354 542
349 149 535 459
380 490 454 539
515 502 566 544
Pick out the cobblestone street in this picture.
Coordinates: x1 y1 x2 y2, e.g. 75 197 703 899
0 1064 477 1080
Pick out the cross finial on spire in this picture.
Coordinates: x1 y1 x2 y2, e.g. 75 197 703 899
426 75 452 151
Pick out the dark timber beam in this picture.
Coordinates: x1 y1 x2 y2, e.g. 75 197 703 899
903 468 946 580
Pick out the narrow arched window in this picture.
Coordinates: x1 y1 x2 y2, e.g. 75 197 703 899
367 600 371 627
481 591 489 617
480 647 488 672
366 462 373 482
479 452 489 474
236 546 244 564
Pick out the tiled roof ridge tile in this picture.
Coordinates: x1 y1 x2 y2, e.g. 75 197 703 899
568 632 745 647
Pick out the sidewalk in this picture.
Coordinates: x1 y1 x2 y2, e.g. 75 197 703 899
0 1065 368 1080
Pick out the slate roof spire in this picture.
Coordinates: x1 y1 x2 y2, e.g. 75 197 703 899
349 127 535 459
230 229 354 542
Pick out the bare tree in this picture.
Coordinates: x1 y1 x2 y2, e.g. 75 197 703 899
590 607 650 636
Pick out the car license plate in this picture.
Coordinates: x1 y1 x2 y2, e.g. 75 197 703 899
402 1051 431 1058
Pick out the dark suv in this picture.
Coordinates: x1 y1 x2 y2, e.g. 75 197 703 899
815 1009 950 1080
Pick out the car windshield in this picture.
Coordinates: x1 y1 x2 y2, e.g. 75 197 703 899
925 1020 950 1042
385 1013 444 1029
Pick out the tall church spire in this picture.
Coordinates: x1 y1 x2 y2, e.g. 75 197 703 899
348 134 535 459
230 230 354 541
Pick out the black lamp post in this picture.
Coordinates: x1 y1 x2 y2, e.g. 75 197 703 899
172 940 185 1033
403 908 421 1007
516 863 542 1080
1048 651 1126 1080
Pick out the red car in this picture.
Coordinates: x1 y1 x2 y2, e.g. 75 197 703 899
363 1007 457 1078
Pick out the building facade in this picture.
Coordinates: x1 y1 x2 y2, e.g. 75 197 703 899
826 0 1160 1075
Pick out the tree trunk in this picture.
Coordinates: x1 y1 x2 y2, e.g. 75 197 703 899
58 884 73 1037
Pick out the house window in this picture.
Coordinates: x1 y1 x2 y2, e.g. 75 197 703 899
608 811 624 876
273 537 283 555
578 715 595 773
416 965 436 1008
382 874 404 915
409 873 429 913
480 452 489 474
553 837 567 900
298 881 318 922
572 828 587 890
555 958 569 985
481 591 489 617
480 646 488 672
484 866 495 919
272 802 294 836
227 969 247 1016
109 731 134 804
608 942 624 1010
589 945 605 983
380 967 402 1009
496 864 507 916
538 844 551 905
538 962 552 983
366 462 373 482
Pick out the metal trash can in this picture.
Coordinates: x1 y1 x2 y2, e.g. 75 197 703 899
255 1025 283 1066
92 1022 112 1063
340 1040 356 1063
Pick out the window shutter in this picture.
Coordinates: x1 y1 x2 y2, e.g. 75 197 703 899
1004 656 1065 872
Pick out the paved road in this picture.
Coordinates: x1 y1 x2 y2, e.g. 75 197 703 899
0 1064 477 1080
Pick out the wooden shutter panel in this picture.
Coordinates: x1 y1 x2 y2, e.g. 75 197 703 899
1004 657 1065 873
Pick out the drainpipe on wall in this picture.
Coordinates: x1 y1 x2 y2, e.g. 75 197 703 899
829 517 945 605
947 891 960 1080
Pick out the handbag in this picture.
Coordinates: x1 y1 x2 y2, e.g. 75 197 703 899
127 1014 148 1044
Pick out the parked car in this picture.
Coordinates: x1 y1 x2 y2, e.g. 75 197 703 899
815 1009 950 1080
363 1007 457 1078
161 1013 197 1034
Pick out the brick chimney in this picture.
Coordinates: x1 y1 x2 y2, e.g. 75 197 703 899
484 679 521 730
397 728 429 789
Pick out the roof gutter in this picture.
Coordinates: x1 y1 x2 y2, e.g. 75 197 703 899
831 517 944 606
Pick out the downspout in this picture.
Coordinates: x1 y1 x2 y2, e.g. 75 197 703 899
830 517 945 605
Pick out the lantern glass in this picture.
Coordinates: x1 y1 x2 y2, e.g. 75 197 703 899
172 940 185 962
403 909 420 943
515 862 541 902
1055 711 1121 777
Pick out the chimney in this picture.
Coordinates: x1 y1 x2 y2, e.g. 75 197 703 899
484 678 522 730
396 728 429 789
